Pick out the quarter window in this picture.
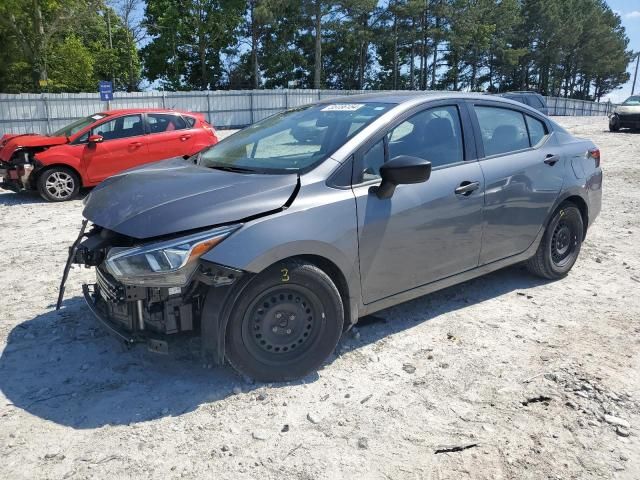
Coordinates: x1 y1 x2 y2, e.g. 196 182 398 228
147 114 187 133
526 115 547 146
474 106 529 156
93 114 144 140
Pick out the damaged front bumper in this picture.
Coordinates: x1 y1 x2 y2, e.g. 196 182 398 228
0 162 35 192
59 223 251 364
80 262 247 362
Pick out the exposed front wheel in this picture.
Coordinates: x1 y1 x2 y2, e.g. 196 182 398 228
526 204 584 280
226 261 344 382
37 167 80 202
609 117 620 132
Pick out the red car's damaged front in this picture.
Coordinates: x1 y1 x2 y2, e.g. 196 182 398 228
0 133 69 192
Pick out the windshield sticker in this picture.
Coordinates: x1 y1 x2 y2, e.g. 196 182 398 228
321 104 364 112
91 114 106 120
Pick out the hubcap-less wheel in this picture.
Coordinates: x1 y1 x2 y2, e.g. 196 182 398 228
44 171 75 200
242 285 322 364
550 220 577 267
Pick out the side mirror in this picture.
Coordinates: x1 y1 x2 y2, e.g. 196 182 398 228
88 134 103 145
375 155 431 199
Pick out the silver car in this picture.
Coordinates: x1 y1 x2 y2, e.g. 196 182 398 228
609 95 640 131
62 93 603 382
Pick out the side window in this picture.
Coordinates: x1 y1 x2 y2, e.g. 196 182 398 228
387 106 464 168
93 114 143 140
474 106 529 156
526 115 547 146
183 115 196 128
360 139 385 182
527 96 545 108
147 114 188 134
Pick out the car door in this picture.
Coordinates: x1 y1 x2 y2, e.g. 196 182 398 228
353 102 485 304
145 113 196 160
469 101 563 265
83 114 149 183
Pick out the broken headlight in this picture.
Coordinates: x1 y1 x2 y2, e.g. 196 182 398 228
104 225 240 286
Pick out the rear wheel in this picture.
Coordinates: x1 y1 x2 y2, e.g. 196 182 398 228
526 204 583 280
37 167 80 202
226 261 344 382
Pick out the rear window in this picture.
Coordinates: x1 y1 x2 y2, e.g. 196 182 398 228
147 114 187 133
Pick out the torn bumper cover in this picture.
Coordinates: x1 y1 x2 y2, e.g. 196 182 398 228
62 223 251 364
0 162 35 191
81 262 248 362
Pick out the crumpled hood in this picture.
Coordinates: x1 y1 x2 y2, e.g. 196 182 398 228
0 133 68 162
83 157 299 239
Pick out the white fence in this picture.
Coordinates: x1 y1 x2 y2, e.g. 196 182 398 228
0 89 614 135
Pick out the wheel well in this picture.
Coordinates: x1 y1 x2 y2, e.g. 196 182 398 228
561 195 589 239
34 164 83 187
276 254 352 330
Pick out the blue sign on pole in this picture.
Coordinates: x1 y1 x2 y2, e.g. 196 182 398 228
99 81 113 101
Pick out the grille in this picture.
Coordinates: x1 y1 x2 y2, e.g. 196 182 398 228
96 266 124 303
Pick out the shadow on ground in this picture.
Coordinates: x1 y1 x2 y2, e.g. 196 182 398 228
0 190 89 206
0 264 545 429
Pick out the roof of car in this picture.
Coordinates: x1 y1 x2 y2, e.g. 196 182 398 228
98 108 192 116
317 91 509 105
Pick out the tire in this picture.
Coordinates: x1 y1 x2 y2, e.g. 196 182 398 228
526 203 584 280
37 166 80 202
609 118 620 132
225 261 344 382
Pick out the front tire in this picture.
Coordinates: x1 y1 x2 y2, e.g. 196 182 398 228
37 167 80 202
609 117 620 132
526 204 584 280
226 261 344 382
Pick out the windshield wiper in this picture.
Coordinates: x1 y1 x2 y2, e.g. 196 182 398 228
207 164 257 173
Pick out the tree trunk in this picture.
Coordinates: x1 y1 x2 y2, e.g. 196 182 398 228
250 1 260 89
431 13 439 88
32 0 47 89
313 0 322 89
393 9 398 89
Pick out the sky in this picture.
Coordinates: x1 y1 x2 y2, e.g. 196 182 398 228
605 0 640 102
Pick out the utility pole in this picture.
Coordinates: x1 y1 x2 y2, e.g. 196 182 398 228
632 52 639 96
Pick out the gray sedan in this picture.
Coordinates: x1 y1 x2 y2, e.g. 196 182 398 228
63 92 603 382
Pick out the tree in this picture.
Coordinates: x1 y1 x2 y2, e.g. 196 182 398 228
142 0 245 90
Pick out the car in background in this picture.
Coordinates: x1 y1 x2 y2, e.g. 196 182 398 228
495 91 549 115
608 95 640 132
0 109 218 201
63 93 602 382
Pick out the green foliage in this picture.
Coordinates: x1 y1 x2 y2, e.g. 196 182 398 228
0 0 632 99
0 0 141 92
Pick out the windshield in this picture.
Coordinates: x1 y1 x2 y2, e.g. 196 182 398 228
623 96 640 106
52 114 108 137
199 102 393 173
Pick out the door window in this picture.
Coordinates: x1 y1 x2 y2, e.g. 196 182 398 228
474 106 529 156
357 105 464 183
94 115 144 140
147 114 187 134
525 115 548 146
388 106 464 168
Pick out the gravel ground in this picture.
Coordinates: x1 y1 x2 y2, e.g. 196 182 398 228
0 117 638 480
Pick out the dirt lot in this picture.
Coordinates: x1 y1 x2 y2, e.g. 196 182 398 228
0 117 638 480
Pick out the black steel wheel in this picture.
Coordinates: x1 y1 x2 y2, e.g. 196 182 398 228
526 203 584 279
226 261 344 382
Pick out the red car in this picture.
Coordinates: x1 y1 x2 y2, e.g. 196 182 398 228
0 108 218 201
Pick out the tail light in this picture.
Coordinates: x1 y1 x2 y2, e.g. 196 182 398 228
588 148 600 168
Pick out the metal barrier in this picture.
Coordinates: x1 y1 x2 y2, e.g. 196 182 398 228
0 90 614 135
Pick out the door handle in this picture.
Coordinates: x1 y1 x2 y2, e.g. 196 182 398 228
129 141 143 147
455 181 480 196
180 135 192 141
544 154 560 166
